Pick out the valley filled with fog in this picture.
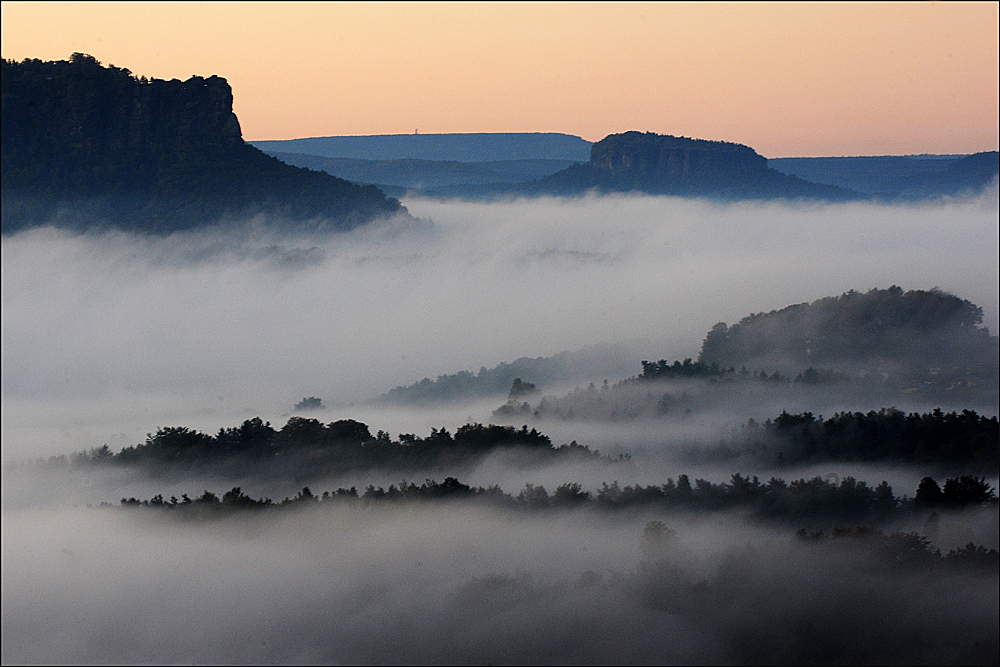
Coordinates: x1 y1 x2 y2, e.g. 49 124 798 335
3 190 998 664
4 191 997 462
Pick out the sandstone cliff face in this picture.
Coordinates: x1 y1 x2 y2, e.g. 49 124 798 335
2 55 243 175
589 132 768 189
126 74 243 151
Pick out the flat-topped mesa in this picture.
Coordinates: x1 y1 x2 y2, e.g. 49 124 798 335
534 130 857 200
589 131 768 189
1 53 404 234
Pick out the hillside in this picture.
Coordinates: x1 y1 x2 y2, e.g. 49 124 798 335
1 54 404 234
698 286 999 377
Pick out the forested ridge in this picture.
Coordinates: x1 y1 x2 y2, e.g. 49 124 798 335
731 408 998 469
39 418 597 477
30 406 998 477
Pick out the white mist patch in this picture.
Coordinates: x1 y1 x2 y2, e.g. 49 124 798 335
3 192 997 461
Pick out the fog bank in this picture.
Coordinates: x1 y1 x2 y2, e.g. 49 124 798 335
3 502 996 665
3 191 997 461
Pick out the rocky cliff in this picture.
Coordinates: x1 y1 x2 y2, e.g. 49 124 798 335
589 132 768 188
1 54 403 234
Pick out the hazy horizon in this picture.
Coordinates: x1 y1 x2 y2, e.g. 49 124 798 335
3 3 996 156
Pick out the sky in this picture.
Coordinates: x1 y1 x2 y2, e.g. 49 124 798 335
1 1 997 157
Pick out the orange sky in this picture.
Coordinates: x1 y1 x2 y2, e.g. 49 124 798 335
2 2 997 157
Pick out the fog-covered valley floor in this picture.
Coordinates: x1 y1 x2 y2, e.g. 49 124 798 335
4 499 997 665
3 190 998 664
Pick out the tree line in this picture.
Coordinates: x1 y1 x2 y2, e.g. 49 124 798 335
38 406 998 477
114 472 995 527
48 418 595 476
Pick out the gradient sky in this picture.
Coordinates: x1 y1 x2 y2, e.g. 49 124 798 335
2 2 997 157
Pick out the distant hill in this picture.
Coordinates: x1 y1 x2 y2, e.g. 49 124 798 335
261 131 863 202
253 132 995 203
251 132 593 163
769 152 999 199
265 152 579 192
698 286 999 378
531 132 863 201
1 54 404 234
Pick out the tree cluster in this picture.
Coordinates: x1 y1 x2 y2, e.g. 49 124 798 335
639 358 725 380
61 417 591 476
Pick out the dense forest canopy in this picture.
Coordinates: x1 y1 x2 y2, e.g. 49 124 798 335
1 54 403 234
46 418 596 478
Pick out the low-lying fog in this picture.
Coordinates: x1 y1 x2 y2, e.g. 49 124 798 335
3 191 997 463
3 191 999 664
4 501 998 665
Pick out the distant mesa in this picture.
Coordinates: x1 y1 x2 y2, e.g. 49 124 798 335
590 132 769 185
533 131 864 200
251 132 594 163
698 286 999 378
1 54 405 235
252 131 996 204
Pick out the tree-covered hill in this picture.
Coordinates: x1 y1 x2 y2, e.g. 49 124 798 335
1 54 404 234
698 286 998 376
